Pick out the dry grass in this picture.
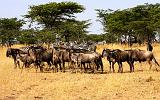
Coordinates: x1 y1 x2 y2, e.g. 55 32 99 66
1 44 160 100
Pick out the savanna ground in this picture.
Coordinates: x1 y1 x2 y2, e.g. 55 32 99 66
1 44 160 100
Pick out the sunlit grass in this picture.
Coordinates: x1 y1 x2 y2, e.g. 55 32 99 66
1 44 160 100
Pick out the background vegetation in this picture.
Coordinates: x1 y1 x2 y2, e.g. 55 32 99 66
1 2 160 45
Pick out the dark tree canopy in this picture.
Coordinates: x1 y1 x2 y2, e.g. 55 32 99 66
25 1 85 29
0 18 24 44
96 3 160 43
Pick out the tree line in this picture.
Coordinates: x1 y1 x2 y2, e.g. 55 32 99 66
1 2 160 45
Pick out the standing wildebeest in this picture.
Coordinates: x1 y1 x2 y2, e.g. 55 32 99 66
16 53 39 72
58 49 72 72
28 47 53 72
6 48 27 68
129 49 159 72
52 49 62 72
102 48 116 73
71 51 103 73
102 49 133 73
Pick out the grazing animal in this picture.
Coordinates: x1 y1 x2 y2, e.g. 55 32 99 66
74 52 103 73
16 53 36 72
27 47 51 72
129 49 159 71
109 49 134 73
58 49 72 72
6 48 26 68
102 49 116 73
52 50 62 72
102 49 133 73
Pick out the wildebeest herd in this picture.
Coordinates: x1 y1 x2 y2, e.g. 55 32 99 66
6 42 160 73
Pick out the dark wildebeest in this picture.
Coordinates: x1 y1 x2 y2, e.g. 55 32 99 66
102 48 116 73
129 49 159 72
16 53 41 72
58 49 72 72
102 49 133 73
52 49 62 72
6 48 27 68
16 54 34 68
27 46 52 72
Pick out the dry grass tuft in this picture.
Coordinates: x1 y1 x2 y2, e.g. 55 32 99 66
146 76 155 82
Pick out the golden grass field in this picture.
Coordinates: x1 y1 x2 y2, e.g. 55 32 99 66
1 44 160 100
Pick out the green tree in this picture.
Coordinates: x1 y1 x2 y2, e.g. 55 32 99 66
0 18 24 45
96 3 160 43
60 20 90 42
24 1 88 42
24 1 85 30
18 29 37 44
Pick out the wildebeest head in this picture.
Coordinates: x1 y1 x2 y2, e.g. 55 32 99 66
101 48 111 57
6 48 12 57
6 48 19 57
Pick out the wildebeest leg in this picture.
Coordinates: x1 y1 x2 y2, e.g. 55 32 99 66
109 61 112 72
34 61 42 72
21 63 25 73
81 62 86 72
17 61 20 69
53 64 58 72
93 62 97 73
148 60 152 70
62 62 65 72
34 63 38 72
47 61 51 70
127 61 134 72
117 62 121 73
118 62 123 73
58 63 62 72
69 62 74 73
112 62 115 73
87 63 91 69
37 61 43 72
121 62 123 73
61 62 65 72
14 59 17 69
131 61 135 72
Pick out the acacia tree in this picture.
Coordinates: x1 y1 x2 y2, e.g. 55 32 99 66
24 1 88 42
96 3 160 43
25 2 85 28
0 18 24 45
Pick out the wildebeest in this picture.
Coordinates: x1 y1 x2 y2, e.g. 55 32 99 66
102 49 133 73
52 49 62 72
28 47 53 72
102 48 116 73
6 48 27 68
58 49 72 72
129 49 159 72
71 51 103 73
